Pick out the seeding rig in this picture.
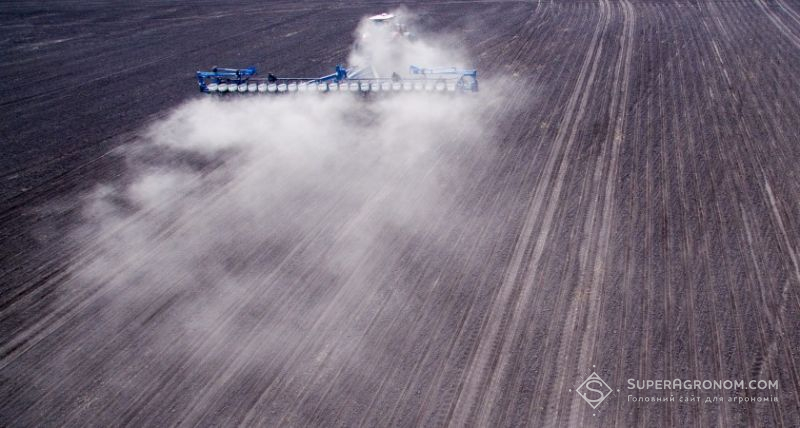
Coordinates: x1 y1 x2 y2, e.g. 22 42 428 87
195 65 479 95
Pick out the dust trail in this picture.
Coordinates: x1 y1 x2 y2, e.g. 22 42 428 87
3 9 512 425
349 7 470 77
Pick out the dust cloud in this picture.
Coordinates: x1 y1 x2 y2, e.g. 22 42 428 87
348 7 469 78
61 9 505 420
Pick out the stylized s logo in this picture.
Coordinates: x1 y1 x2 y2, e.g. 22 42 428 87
583 380 606 404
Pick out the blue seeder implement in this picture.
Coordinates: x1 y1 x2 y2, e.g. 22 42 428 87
196 65 478 94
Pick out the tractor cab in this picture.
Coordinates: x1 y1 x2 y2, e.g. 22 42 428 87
362 13 414 41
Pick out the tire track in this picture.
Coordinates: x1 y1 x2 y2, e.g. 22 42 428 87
570 0 634 424
448 1 611 425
